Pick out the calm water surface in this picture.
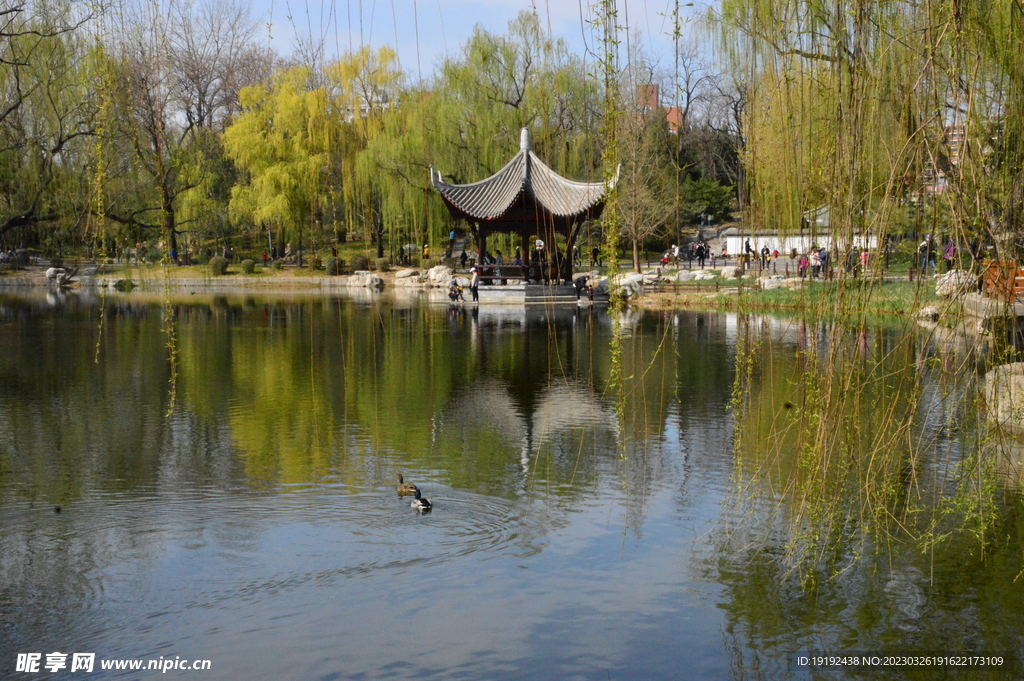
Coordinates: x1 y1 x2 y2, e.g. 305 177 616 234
1 290 1022 679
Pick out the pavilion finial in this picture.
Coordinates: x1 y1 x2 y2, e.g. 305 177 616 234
520 127 531 151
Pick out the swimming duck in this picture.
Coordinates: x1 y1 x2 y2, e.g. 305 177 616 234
411 489 432 512
396 474 419 496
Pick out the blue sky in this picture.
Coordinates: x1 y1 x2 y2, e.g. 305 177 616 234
259 0 708 83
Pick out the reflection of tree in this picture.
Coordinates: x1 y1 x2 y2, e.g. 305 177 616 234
715 316 1024 678
0 296 709 524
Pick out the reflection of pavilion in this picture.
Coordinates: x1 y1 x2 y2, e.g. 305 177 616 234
443 381 619 479
431 128 616 284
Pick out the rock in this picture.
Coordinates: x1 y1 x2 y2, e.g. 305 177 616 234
573 270 600 281
916 306 940 321
693 271 717 280
760 277 788 290
675 270 695 281
720 266 742 279
985 363 1024 432
427 265 453 284
395 268 419 279
935 269 976 297
613 272 645 286
45 267 64 280
641 274 663 285
393 276 422 287
353 270 372 276
346 274 384 289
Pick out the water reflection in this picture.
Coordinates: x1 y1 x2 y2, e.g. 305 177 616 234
1 292 1021 679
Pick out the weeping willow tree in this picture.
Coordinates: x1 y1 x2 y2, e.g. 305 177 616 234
358 10 604 254
713 0 1024 580
223 67 339 262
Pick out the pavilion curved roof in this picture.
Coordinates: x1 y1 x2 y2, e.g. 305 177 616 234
430 129 616 222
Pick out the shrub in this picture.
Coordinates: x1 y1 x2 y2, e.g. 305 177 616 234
373 257 390 272
113 279 135 292
326 257 343 275
210 256 228 276
352 255 369 271
308 255 322 270
271 259 284 270
241 259 256 274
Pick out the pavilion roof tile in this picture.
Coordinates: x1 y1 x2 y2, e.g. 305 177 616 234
431 135 614 221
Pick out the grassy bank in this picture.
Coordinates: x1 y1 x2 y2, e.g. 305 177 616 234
635 278 944 320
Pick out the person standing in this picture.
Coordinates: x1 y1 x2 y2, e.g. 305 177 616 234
469 267 480 303
918 235 935 274
944 240 957 272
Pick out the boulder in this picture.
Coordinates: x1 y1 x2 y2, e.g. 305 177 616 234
613 272 645 286
693 271 717 280
916 306 940 321
720 266 742 279
395 268 419 279
393 276 423 287
346 274 384 289
427 265 453 284
45 267 65 280
760 277 790 290
675 270 695 282
935 269 976 297
985 363 1024 432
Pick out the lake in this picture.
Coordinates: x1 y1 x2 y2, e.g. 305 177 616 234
1 290 1022 679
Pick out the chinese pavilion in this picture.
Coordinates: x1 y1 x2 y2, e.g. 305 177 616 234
430 128 616 283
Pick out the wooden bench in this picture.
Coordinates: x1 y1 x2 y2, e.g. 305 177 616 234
982 260 1024 302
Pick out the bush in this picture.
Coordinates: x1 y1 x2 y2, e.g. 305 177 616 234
326 257 343 275
373 257 390 272
113 279 135 292
352 255 369 271
241 259 256 274
210 256 228 276
271 259 284 270
308 255 322 270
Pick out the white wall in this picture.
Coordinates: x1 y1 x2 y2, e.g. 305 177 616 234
723 234 878 257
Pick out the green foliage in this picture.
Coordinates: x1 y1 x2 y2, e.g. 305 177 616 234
271 259 284 270
308 255 322 270
373 257 389 272
326 257 343 275
241 259 256 274
210 256 228 276
223 67 337 249
352 255 369 271
113 279 135 292
679 176 734 224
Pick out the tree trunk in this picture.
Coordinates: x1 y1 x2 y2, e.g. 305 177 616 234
633 239 641 273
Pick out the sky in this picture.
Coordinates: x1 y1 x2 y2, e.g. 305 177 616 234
258 0 709 85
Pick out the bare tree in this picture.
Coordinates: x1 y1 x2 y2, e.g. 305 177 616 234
168 0 274 135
